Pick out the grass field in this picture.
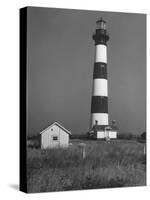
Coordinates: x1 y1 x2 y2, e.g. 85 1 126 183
27 139 146 193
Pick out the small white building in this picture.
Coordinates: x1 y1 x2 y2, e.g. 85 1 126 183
89 125 117 140
40 122 71 149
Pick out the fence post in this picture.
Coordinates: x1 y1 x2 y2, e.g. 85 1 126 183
78 143 86 160
82 146 85 159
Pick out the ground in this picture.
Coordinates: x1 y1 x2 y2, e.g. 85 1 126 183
27 139 146 193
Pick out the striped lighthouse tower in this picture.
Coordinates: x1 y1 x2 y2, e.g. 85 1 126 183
91 18 109 128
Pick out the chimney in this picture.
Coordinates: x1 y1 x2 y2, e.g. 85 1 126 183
112 120 116 126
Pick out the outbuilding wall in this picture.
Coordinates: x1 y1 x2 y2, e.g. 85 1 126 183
108 131 117 139
41 124 69 149
97 131 105 138
96 130 117 139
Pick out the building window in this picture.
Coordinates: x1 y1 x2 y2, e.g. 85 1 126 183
53 136 58 141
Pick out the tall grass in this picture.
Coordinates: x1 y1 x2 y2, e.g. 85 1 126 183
27 140 146 193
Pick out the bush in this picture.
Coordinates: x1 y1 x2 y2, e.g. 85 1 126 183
70 134 88 140
141 132 146 140
27 135 41 148
117 132 137 140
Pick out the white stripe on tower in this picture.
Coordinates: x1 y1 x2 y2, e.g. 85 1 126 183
92 79 108 96
95 44 107 63
91 18 109 128
91 113 108 126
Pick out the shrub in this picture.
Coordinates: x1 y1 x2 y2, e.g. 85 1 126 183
141 132 146 140
117 132 137 140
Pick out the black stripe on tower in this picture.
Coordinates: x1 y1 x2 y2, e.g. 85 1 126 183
93 62 107 79
91 96 108 113
93 29 109 45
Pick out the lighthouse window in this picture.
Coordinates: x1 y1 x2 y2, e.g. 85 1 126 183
100 39 105 44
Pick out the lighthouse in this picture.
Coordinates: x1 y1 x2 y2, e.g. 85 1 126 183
90 18 118 139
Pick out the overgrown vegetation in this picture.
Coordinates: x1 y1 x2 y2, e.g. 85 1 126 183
27 140 146 193
117 132 138 140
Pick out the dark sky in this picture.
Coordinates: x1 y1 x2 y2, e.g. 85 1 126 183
27 7 146 136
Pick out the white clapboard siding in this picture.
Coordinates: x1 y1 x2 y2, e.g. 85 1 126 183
108 131 117 139
96 130 117 139
97 131 105 139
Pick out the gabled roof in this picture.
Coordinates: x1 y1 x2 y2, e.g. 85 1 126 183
40 122 71 135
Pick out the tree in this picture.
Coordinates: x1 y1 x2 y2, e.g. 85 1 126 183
141 132 146 140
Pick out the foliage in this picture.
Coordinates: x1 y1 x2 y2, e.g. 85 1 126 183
27 135 41 148
117 132 137 140
27 140 146 193
70 134 88 140
141 132 146 140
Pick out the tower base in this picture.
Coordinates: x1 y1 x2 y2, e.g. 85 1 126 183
91 113 109 128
